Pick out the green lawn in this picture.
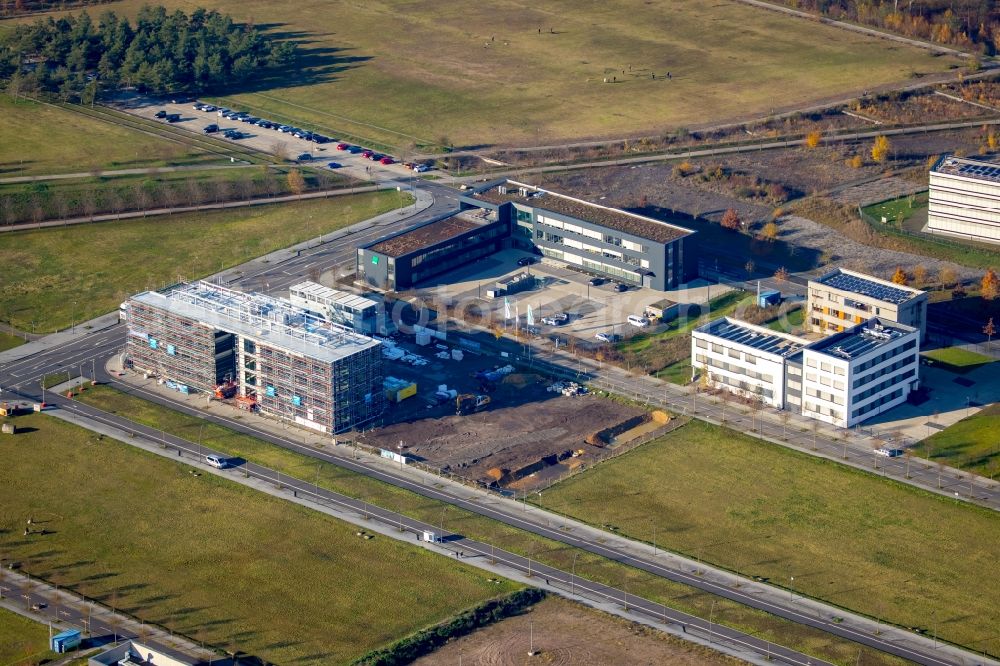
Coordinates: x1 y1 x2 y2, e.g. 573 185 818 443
14 0 959 149
535 419 999 653
862 192 928 227
0 96 221 178
0 330 24 352
0 607 55 666
766 305 805 332
922 346 995 372
0 412 520 665
70 385 911 666
0 192 408 332
919 403 1000 477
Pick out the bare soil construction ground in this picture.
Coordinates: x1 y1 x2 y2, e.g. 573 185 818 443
413 596 743 666
363 390 649 491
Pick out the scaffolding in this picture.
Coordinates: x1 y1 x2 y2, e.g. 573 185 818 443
125 281 384 433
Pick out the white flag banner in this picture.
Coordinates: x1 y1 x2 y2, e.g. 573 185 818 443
527 305 535 326
504 297 512 321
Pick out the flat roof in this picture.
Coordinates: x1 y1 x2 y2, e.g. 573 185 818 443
806 318 915 360
696 317 807 357
813 268 923 305
932 155 1000 184
367 211 492 258
472 180 693 244
289 281 377 311
130 282 379 364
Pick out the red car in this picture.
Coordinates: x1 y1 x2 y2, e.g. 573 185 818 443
361 150 374 158
379 156 395 165
336 143 350 151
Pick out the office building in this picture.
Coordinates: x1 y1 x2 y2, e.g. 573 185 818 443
928 155 1000 244
692 317 807 409
693 316 919 427
807 268 927 340
356 180 697 292
126 281 384 434
465 180 696 290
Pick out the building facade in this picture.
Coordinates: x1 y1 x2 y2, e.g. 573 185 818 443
126 282 384 434
807 268 927 340
357 209 508 291
691 318 807 409
464 181 697 291
692 316 919 428
928 155 1000 244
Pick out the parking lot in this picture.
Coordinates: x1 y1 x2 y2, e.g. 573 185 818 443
413 248 723 345
114 93 429 183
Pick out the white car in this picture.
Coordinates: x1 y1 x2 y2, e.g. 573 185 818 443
541 313 570 326
875 447 903 458
627 315 651 328
205 454 227 469
595 332 621 343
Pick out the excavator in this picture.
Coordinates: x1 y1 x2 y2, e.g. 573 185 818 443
455 393 490 416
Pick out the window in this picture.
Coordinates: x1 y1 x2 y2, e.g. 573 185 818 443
695 339 708 349
806 358 817 368
806 372 817 382
820 362 832 373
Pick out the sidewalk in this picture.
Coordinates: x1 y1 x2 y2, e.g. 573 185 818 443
104 361 997 666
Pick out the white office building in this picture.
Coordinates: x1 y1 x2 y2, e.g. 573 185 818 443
807 268 926 341
693 317 919 428
691 318 808 409
928 155 1000 244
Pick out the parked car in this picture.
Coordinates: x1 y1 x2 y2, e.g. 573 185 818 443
541 313 570 326
205 454 227 469
379 156 395 165
613 283 629 292
297 153 313 161
203 104 217 112
224 130 244 139
243 116 259 124
627 314 650 328
413 163 431 173
217 108 230 117
588 277 605 286
327 161 342 169
336 142 350 151
277 125 291 133
348 145 363 154
165 113 181 123
192 102 205 110
314 135 331 144
361 149 374 158
595 332 622 343
154 109 167 118
203 124 219 133
517 257 535 266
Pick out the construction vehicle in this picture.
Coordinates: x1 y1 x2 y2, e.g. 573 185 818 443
456 394 490 416
214 380 237 399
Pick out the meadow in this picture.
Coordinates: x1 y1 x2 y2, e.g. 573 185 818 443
0 413 520 665
918 402 1000 477
0 192 407 332
11 0 961 149
0 607 54 666
535 419 1000 653
0 96 223 177
72 385 914 666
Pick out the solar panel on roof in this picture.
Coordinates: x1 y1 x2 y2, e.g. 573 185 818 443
821 273 913 305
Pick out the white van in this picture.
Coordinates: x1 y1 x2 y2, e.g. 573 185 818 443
205 454 227 469
627 315 650 328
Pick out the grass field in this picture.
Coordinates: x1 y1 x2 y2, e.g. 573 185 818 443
922 346 995 372
0 330 24 352
0 413 520 665
535 419 1000 653
17 0 960 149
71 386 911 666
0 607 54 666
0 192 407 332
862 191 929 227
919 403 1000 477
0 96 223 177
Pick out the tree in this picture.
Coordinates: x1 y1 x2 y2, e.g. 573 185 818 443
984 317 996 349
939 266 957 289
287 169 306 196
891 266 909 285
847 154 864 169
805 130 822 149
981 268 999 301
720 208 742 231
871 135 891 163
912 264 928 287
760 221 779 242
774 266 789 282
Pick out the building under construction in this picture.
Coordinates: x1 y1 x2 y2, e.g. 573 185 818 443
126 281 384 434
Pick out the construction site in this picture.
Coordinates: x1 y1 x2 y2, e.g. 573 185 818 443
125 281 384 435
